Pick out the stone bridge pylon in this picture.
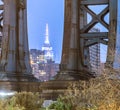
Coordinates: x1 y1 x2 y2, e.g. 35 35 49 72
0 0 39 92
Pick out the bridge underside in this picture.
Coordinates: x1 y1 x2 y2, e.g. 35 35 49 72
0 0 118 100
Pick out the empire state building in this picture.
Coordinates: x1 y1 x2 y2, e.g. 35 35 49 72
42 23 54 62
30 24 59 81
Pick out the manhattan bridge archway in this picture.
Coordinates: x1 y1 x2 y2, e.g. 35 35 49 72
0 0 119 91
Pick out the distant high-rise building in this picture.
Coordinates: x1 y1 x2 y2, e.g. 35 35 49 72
42 23 54 62
30 24 59 81
89 28 101 74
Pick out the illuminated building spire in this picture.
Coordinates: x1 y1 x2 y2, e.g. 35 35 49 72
45 23 50 44
42 23 54 61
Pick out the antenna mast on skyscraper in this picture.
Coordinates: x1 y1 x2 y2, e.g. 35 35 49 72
45 23 50 44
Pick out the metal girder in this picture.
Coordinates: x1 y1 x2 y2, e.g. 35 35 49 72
80 5 109 33
80 32 108 46
79 1 110 68
85 39 108 47
79 0 117 68
80 32 108 39
80 0 109 5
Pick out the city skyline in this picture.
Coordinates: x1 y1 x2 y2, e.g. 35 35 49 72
27 0 64 63
29 24 59 81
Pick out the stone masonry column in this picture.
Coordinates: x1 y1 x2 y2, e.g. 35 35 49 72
0 0 38 87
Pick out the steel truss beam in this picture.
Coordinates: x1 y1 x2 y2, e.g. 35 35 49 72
57 0 118 80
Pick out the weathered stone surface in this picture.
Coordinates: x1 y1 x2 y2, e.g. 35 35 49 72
0 0 39 92
0 81 40 92
55 70 95 81
40 80 71 100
